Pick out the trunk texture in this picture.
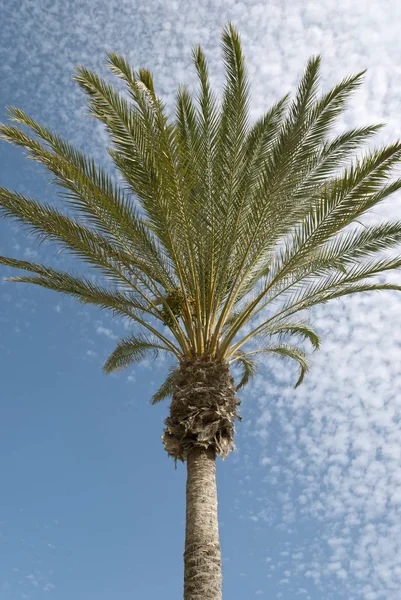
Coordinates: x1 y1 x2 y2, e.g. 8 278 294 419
184 447 222 600
162 357 241 600
163 357 240 462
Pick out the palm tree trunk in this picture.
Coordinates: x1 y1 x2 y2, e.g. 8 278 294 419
162 357 238 599
184 446 222 600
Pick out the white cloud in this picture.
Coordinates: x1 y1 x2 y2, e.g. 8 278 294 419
95 325 117 340
246 287 401 598
44 582 55 592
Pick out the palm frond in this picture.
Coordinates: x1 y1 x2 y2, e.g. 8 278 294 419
192 45 220 206
213 94 290 305
208 24 251 328
75 61 203 349
0 255 183 354
230 351 258 391
0 188 155 289
1 111 177 288
0 255 149 314
260 321 320 350
218 153 401 354
251 345 309 387
226 124 384 305
103 334 175 373
231 344 309 388
151 367 180 404
235 279 401 355
208 56 324 349
3 110 143 238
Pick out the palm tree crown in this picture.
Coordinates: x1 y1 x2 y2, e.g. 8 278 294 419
2 24 401 405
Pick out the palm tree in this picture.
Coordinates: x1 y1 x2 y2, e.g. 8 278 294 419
1 23 401 600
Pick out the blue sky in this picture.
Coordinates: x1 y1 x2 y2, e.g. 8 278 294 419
1 1 401 599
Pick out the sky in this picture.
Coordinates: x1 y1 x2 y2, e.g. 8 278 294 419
1 0 401 599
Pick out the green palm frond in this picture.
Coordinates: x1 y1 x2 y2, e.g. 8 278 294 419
0 188 153 288
207 25 251 325
0 255 148 314
292 220 401 277
260 321 320 350
3 110 143 237
232 281 401 356
0 255 182 354
2 23 401 392
103 334 176 373
264 345 309 388
230 351 258 391
250 345 309 388
232 344 309 388
74 59 203 348
209 56 360 347
77 58 180 235
304 282 401 306
0 111 175 288
151 367 180 404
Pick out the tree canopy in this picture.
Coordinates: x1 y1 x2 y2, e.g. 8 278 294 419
2 24 401 398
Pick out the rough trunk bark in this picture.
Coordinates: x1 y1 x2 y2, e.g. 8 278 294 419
163 357 240 462
184 447 222 600
162 358 240 600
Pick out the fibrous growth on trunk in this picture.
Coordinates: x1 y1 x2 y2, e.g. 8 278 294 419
163 357 240 462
